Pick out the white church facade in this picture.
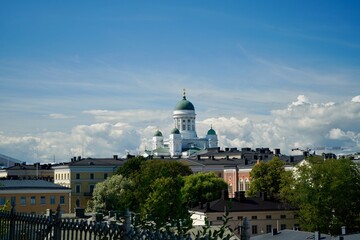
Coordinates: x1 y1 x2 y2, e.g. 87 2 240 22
150 92 218 158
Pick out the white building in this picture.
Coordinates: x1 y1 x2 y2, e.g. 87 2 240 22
151 92 218 158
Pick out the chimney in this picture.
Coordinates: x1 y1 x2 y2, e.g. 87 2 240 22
262 192 267 201
78 156 81 161
341 226 346 235
314 231 320 240
113 155 118 160
221 190 229 200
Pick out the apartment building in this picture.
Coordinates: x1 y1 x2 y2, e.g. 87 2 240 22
0 179 71 214
191 191 299 238
52 156 125 212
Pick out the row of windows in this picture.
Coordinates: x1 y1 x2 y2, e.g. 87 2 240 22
251 214 287 220
251 224 287 235
75 184 95 193
75 173 108 180
55 173 70 180
0 196 65 206
55 172 109 181
216 215 288 222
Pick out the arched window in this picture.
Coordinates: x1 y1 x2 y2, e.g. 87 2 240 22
239 178 244 191
245 178 250 191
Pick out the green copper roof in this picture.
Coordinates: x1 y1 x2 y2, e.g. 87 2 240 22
154 130 163 137
207 127 216 135
171 128 180 134
174 96 195 111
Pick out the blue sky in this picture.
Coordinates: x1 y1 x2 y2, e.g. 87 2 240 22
1 1 360 162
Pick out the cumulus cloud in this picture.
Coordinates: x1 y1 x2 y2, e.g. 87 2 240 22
352 95 360 103
1 95 360 163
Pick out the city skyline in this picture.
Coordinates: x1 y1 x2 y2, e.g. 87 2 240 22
1 1 360 162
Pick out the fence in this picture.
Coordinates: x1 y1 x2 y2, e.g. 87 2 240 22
0 204 126 240
0 204 234 240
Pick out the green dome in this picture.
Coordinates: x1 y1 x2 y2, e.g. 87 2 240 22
171 128 180 134
207 128 216 135
154 130 163 137
174 96 195 111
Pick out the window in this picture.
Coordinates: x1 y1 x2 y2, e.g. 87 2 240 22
10 196 16 205
266 215 272 219
89 185 95 193
245 179 250 191
59 196 65 205
280 214 286 219
76 173 80 179
50 196 55 205
0 197 6 205
30 196 36 205
20 196 26 205
76 185 81 193
40 196 46 205
76 199 80 207
251 216 257 220
281 224 286 230
216 216 222 221
237 216 243 221
104 173 108 179
252 225 258 234
239 179 244 191
90 173 94 179
266 225 272 233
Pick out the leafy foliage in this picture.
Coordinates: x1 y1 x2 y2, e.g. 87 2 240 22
130 159 192 212
87 174 133 212
116 156 146 178
141 176 190 228
181 172 228 207
247 157 285 198
280 157 360 234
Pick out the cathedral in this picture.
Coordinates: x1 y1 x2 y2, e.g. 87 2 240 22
151 91 218 158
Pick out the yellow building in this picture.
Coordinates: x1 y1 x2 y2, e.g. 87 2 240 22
0 180 71 214
53 156 125 212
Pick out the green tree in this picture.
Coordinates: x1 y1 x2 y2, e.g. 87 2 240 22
247 157 285 198
141 176 190 227
116 156 146 178
280 157 360 234
131 159 192 212
181 172 228 207
87 174 133 212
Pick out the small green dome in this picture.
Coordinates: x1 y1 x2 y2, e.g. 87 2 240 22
207 127 216 135
174 96 195 111
154 130 163 137
171 128 180 134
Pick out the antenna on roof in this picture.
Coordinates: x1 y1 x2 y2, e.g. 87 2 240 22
183 88 186 99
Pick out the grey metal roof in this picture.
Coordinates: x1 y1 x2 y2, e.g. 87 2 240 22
53 158 126 168
192 197 296 213
250 229 332 240
0 180 70 190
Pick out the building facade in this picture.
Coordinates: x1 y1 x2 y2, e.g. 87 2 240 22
0 180 71 214
191 192 299 238
53 156 125 212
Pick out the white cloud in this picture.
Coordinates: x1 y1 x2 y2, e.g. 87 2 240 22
48 113 74 119
1 95 360 163
351 95 360 103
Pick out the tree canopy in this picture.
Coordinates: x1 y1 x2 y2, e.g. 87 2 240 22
116 156 146 178
280 157 360 234
181 172 228 207
87 174 133 213
247 157 285 198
